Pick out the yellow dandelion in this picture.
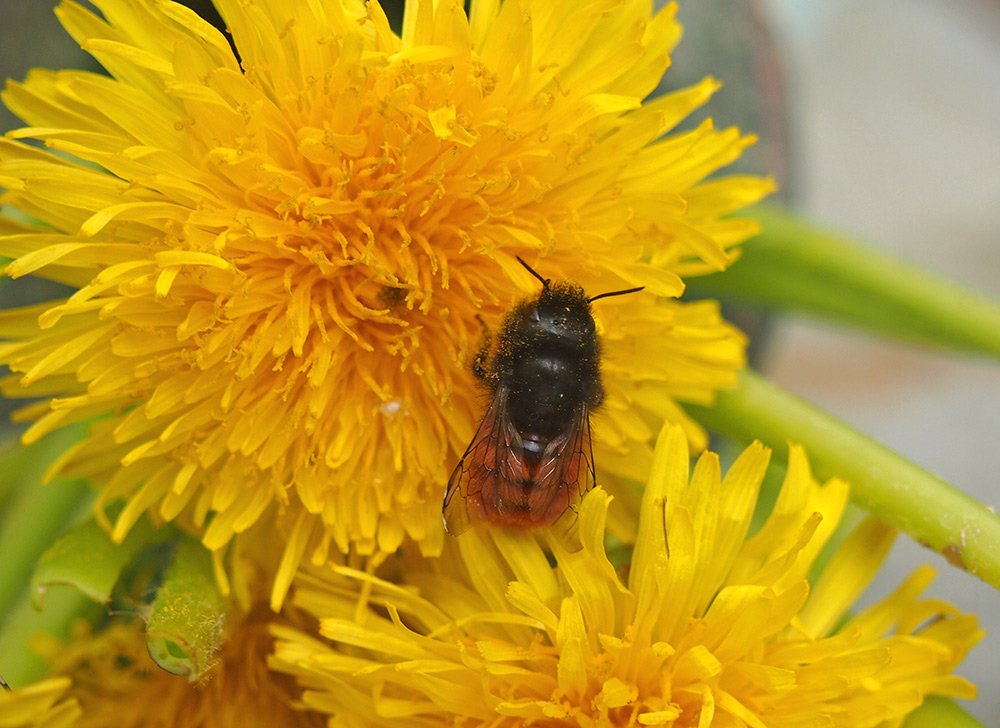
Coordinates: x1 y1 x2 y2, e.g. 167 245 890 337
271 425 982 727
0 0 772 584
16 607 322 728
0 677 80 728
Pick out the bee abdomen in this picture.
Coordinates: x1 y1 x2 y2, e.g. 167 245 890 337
507 356 589 437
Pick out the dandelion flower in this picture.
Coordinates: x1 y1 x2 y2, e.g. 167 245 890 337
0 677 80 728
0 0 772 577
272 425 981 726
15 608 322 728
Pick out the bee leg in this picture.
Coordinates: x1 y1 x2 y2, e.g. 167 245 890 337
472 314 492 381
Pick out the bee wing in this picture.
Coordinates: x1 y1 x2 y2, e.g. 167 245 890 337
442 385 522 535
443 391 596 535
521 402 596 528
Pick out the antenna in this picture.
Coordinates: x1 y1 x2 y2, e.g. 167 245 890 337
516 256 550 289
588 285 644 303
515 256 643 301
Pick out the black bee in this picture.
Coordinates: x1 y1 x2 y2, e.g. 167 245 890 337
443 257 642 534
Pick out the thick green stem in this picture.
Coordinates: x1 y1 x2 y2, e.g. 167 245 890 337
687 205 1000 360
902 697 984 728
0 435 91 623
687 370 1000 590
0 588 96 686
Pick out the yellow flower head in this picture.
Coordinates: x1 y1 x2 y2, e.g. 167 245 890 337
272 426 981 726
0 1 771 569
0 677 80 728
10 609 321 728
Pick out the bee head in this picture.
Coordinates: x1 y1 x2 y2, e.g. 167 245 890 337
534 282 595 338
514 256 642 345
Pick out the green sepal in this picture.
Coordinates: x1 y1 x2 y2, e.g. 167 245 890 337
30 515 162 608
687 370 1000 592
687 205 1000 359
145 536 226 682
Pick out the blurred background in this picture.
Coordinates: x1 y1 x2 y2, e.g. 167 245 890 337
1 0 998 722
759 2 1000 722
671 2 1000 721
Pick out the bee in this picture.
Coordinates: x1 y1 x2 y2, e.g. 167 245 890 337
443 257 643 535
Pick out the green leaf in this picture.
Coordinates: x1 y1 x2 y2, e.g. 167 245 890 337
902 697 985 728
687 205 1000 359
30 516 161 608
145 536 226 682
687 370 1000 591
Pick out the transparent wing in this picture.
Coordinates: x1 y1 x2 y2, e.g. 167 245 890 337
516 403 595 529
443 390 595 534
442 386 519 535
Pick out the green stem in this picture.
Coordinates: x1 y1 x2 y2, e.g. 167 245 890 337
687 205 1000 359
687 370 1000 591
0 427 91 622
0 478 90 625
0 588 96 686
902 697 985 728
